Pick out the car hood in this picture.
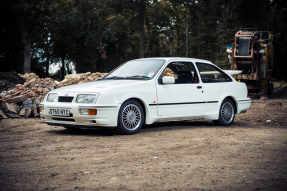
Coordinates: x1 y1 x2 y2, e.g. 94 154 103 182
51 80 147 93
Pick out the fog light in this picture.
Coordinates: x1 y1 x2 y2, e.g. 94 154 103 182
80 109 89 115
88 109 97 115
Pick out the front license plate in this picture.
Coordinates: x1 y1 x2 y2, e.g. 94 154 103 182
49 108 70 116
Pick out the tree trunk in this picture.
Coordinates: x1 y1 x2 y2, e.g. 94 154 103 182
45 39 50 77
46 52 50 77
61 52 65 80
139 0 145 58
23 39 31 74
19 16 31 74
185 18 189 57
176 15 180 56
169 26 173 56
146 17 151 57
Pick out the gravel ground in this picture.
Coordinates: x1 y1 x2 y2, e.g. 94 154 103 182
0 99 287 191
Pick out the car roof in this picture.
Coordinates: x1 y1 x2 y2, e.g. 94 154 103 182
132 57 213 64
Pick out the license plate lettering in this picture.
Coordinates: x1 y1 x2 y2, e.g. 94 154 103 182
49 108 70 116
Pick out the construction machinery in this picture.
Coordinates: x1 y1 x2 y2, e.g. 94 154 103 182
226 29 274 96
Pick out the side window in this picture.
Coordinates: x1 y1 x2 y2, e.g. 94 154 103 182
158 62 199 84
196 62 232 83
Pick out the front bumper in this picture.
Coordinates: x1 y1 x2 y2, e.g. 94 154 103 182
40 103 120 127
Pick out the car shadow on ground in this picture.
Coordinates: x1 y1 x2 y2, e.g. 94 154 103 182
46 119 251 137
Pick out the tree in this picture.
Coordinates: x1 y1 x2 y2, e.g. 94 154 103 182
0 0 23 73
271 0 287 80
13 0 50 73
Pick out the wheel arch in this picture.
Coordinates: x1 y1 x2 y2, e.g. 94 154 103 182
225 96 238 114
122 97 147 125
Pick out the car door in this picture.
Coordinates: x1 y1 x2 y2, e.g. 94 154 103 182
156 61 206 116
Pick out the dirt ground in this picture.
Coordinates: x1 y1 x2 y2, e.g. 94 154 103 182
1 95 287 190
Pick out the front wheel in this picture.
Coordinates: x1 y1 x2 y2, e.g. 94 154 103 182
116 100 144 135
214 98 235 126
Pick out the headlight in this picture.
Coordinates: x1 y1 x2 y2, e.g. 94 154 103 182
46 93 58 102
76 94 98 103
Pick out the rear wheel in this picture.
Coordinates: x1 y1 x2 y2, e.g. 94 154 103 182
214 98 235 126
116 100 144 135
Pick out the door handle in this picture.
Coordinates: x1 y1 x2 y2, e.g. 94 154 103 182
197 86 202 89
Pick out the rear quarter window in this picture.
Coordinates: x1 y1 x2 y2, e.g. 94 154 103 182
196 62 232 83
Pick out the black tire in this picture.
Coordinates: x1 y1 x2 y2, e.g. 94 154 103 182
116 100 144 135
267 83 274 96
213 98 235 126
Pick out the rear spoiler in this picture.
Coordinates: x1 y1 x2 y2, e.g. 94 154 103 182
223 70 243 75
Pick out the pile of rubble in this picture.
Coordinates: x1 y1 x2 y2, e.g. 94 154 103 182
0 71 107 119
60 72 108 86
18 72 40 81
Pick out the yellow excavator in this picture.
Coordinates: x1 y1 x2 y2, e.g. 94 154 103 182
226 29 274 96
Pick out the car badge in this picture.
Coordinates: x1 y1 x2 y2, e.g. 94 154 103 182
65 93 69 96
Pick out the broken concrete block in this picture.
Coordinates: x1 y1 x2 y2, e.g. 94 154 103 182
3 95 12 101
13 91 21 96
0 110 8 119
32 104 37 116
19 108 25 116
6 94 29 103
6 113 21 118
34 99 41 105
28 79 36 84
15 104 21 113
36 87 43 94
39 96 45 102
4 102 17 113
87 76 94 81
23 100 33 108
19 108 31 116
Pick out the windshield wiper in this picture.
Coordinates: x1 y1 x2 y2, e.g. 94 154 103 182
105 76 126 79
126 75 150 79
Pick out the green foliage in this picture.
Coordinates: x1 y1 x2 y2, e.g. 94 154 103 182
0 0 286 79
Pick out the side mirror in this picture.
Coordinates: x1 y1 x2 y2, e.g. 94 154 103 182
162 76 175 84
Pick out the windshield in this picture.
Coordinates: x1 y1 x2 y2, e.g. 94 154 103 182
104 59 166 79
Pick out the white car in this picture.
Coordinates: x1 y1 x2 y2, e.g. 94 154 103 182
40 57 251 135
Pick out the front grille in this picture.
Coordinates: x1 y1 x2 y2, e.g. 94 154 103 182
58 96 74 102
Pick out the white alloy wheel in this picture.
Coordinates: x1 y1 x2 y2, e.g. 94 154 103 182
214 98 235 126
121 104 142 130
116 100 144 135
221 102 234 124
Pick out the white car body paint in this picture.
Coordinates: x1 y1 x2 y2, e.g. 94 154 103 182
40 57 251 129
